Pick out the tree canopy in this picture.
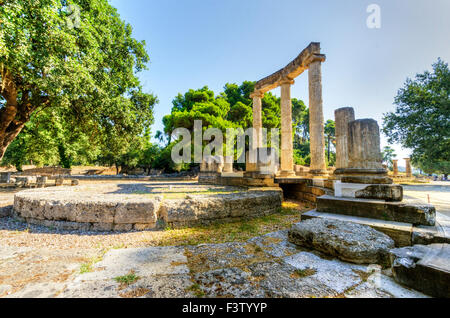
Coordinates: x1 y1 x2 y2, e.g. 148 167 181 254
382 59 450 175
0 0 157 163
161 82 335 168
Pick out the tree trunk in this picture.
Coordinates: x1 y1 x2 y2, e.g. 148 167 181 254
0 68 39 161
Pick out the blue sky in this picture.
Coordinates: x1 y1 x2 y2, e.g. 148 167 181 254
110 0 450 161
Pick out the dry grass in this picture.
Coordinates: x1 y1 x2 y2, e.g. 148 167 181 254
151 201 309 247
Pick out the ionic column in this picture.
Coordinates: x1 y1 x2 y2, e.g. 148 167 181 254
308 55 327 175
393 159 399 176
404 158 412 178
334 107 355 172
279 78 295 177
251 91 264 149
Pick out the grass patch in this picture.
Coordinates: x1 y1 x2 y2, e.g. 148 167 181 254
138 201 308 247
114 271 140 286
292 268 317 278
186 283 206 298
79 251 108 274
79 255 103 274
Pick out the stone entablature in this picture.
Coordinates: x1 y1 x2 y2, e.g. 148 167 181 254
253 42 325 94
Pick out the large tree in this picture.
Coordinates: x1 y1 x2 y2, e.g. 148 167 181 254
0 0 156 160
383 59 449 175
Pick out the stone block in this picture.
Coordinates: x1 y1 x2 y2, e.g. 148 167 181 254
302 210 413 247
92 222 114 231
341 175 393 185
317 195 436 226
0 172 11 184
356 184 403 202
15 176 33 187
113 224 133 232
36 176 48 188
412 225 450 245
390 244 450 298
114 200 160 224
289 218 395 266
55 177 64 186
134 223 157 231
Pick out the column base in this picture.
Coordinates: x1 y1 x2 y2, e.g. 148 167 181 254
309 169 328 176
278 170 296 177
334 167 392 184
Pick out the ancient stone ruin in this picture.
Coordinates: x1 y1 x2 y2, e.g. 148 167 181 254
8 42 449 298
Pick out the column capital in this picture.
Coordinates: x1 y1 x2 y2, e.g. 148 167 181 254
305 53 326 67
250 91 264 99
279 78 295 86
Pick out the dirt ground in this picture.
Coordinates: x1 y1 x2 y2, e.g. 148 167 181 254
1 180 447 298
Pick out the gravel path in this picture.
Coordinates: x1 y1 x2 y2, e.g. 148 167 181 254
1 180 445 298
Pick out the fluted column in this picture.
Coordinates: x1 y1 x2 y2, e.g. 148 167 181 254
334 107 355 172
404 158 412 178
251 91 264 149
279 79 295 177
308 55 327 175
393 159 399 176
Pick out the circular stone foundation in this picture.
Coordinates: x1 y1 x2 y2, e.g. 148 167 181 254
13 182 282 231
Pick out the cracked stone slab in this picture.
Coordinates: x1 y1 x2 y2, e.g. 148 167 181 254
345 271 429 298
61 274 193 298
192 267 265 298
185 242 273 273
0 245 33 261
248 230 300 258
74 246 189 282
283 251 367 294
5 282 67 298
248 261 338 298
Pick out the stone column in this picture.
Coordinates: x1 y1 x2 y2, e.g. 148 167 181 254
348 119 384 170
393 159 399 176
279 78 295 177
36 176 47 188
251 91 264 149
0 172 11 184
342 119 392 184
55 176 64 186
222 156 234 173
308 56 327 175
334 107 355 172
404 158 412 178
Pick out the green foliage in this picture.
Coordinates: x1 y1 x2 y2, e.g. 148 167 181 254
324 119 336 166
383 59 450 175
114 272 140 285
416 159 450 176
0 0 156 163
381 146 397 170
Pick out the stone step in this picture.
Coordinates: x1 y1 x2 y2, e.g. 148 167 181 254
302 210 413 247
316 195 436 226
389 244 450 298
